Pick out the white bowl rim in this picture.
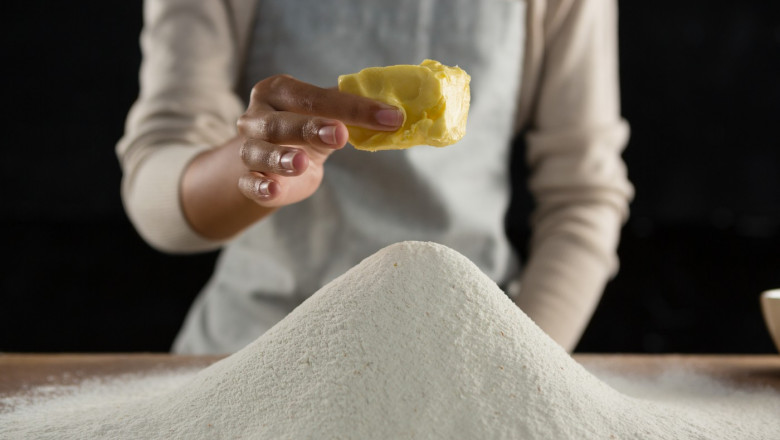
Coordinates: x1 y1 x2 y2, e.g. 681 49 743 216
762 289 780 299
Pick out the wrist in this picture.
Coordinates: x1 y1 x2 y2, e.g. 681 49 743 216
181 137 275 241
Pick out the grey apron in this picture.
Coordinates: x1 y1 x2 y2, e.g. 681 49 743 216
174 0 526 354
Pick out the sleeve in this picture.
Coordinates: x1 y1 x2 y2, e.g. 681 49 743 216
115 0 247 253
511 0 634 351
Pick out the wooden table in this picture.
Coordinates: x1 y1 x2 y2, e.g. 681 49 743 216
1 353 779 399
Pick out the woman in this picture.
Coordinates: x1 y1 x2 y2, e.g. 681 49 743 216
117 0 633 354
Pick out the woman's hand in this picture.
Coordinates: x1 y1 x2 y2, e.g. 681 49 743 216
236 74 403 207
181 74 402 241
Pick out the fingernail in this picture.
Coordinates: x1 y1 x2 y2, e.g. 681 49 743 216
280 151 297 170
375 108 403 127
318 126 337 145
257 180 271 196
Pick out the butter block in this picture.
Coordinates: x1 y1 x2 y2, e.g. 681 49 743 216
338 59 471 151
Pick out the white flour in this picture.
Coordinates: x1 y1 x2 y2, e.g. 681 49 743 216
2 241 779 439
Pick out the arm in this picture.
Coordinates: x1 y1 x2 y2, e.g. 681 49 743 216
116 0 245 253
512 0 634 351
180 76 402 241
117 0 401 252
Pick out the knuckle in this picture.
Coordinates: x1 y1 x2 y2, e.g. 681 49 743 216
238 111 283 141
249 82 266 103
263 148 281 171
264 74 294 97
251 74 292 101
255 112 282 142
240 140 282 173
236 114 251 134
301 119 320 144
268 73 293 87
239 175 262 200
239 140 254 166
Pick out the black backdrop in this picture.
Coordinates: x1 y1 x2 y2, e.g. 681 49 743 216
2 1 779 353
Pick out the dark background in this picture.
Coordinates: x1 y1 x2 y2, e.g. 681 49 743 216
2 1 779 353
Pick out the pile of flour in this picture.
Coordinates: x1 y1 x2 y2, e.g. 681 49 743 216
2 241 779 439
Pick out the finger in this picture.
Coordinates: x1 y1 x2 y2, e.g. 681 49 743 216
237 111 349 149
252 74 404 131
238 172 280 205
240 139 310 176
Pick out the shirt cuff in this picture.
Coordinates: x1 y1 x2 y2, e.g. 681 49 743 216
121 144 226 254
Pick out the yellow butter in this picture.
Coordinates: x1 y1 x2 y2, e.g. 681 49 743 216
337 59 471 151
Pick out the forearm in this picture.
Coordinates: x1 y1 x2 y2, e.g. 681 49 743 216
181 136 275 241
513 0 633 351
518 121 632 351
117 0 250 252
514 202 625 352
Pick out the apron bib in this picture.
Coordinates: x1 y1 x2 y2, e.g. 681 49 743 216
174 0 526 354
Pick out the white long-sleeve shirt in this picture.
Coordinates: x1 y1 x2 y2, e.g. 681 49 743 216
117 0 633 353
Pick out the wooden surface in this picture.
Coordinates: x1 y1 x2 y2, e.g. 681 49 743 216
1 353 778 398
0 354 222 397
575 354 780 389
